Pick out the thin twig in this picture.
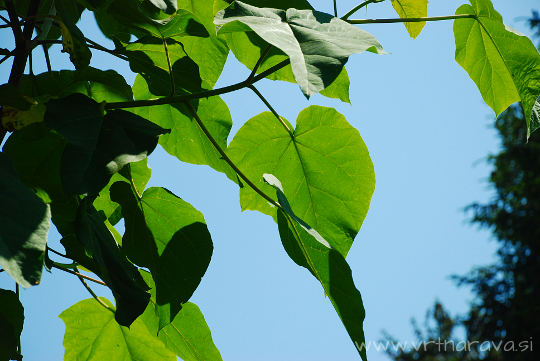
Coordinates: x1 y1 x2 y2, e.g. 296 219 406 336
247 45 272 80
347 14 477 24
0 14 10 24
248 85 293 136
76 272 114 312
42 44 51 71
333 0 338 17
341 0 385 20
184 101 281 208
0 51 13 65
105 59 291 110
51 264 107 286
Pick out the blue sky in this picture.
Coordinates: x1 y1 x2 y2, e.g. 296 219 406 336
1 1 538 360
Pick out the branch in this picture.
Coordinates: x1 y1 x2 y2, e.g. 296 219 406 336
51 264 107 286
183 101 282 209
347 14 477 24
247 45 272 81
333 0 338 17
105 59 291 110
341 0 385 20
76 272 114 312
1 0 41 144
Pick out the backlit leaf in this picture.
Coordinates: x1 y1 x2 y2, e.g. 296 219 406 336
454 0 540 137
60 298 175 361
227 105 375 256
391 0 428 39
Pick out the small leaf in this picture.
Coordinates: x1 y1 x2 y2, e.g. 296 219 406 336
264 174 368 361
227 105 375 256
75 198 150 326
0 153 50 288
1 103 45 131
110 184 214 329
391 0 428 39
59 298 176 361
215 1 384 97
0 289 24 361
454 0 540 137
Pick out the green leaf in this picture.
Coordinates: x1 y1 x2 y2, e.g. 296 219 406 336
319 68 351 103
75 198 150 326
158 303 223 361
263 174 367 361
132 75 236 179
215 1 384 97
391 0 428 39
454 0 540 137
139 271 223 361
227 105 375 256
0 153 50 288
0 289 24 361
110 184 214 329
177 0 229 35
45 93 168 195
2 124 65 203
18 67 133 103
94 159 152 224
59 298 175 361
173 34 229 89
123 37 204 95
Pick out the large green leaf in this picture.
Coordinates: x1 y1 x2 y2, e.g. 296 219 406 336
215 1 384 97
0 153 50 288
0 289 24 361
110 184 214 329
139 271 223 361
227 105 375 256
75 198 150 326
263 174 367 361
391 0 428 39
45 93 168 195
132 76 235 179
60 298 175 361
454 0 540 137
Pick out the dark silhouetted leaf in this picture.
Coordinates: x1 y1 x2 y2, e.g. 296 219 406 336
0 153 50 288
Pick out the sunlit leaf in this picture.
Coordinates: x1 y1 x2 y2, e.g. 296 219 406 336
227 105 375 256
391 0 428 39
60 298 175 361
454 0 540 137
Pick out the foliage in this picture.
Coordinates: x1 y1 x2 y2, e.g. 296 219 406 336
0 0 538 360
384 13 540 361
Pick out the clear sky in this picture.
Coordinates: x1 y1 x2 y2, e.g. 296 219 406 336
1 1 538 360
